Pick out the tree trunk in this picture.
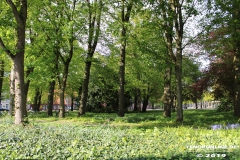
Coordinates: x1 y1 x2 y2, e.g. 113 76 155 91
33 89 39 112
175 54 183 122
71 96 74 111
9 64 15 116
59 88 65 118
37 91 41 111
47 80 55 116
233 55 240 116
133 88 139 111
142 95 149 113
118 43 125 117
0 60 4 104
173 0 184 122
195 100 198 109
79 0 102 116
163 67 172 117
24 67 33 113
0 0 27 125
13 54 27 125
33 88 41 112
79 62 91 115
233 2 240 117
118 1 133 117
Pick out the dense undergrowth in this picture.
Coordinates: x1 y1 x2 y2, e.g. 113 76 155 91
0 109 239 159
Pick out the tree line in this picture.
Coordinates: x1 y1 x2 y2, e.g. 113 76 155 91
0 0 240 125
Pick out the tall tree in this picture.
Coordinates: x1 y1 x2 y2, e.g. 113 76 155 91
203 0 240 116
0 0 28 125
117 0 133 117
150 0 199 122
79 0 103 116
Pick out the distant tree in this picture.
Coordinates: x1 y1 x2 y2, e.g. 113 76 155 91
182 56 203 109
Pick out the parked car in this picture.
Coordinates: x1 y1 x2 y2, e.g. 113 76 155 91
0 108 9 115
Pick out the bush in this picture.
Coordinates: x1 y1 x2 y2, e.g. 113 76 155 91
217 98 233 112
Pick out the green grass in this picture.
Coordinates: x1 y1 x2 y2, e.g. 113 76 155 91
21 109 240 129
0 109 240 159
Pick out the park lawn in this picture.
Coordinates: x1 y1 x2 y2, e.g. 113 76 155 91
0 109 240 159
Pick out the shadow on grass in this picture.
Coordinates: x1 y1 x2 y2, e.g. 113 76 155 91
23 109 240 129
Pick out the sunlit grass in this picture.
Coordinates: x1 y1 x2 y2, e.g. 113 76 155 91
7 109 235 129
0 109 240 159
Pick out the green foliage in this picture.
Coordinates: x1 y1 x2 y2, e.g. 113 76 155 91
217 98 233 112
0 110 240 159
0 111 240 160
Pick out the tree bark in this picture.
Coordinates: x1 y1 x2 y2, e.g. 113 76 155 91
9 64 15 116
59 88 65 118
33 88 41 112
13 53 27 125
47 80 55 116
172 0 184 122
71 96 74 111
79 62 91 115
24 67 34 113
175 50 183 122
233 1 240 117
79 0 102 116
133 88 140 111
163 67 172 117
118 0 133 117
142 94 149 112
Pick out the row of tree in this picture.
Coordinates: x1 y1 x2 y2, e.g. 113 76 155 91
0 0 240 125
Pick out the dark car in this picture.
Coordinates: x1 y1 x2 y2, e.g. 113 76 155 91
0 108 9 115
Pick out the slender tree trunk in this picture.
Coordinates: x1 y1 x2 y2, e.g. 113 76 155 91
163 67 172 117
79 62 91 115
71 96 74 111
58 66 69 118
175 54 183 122
37 91 41 111
233 2 240 117
173 0 184 122
9 64 15 116
24 67 33 114
33 89 39 112
118 40 126 116
59 88 65 118
47 80 55 116
79 0 102 116
33 88 41 112
195 100 198 109
142 95 149 112
133 88 139 111
118 1 133 117
0 60 4 104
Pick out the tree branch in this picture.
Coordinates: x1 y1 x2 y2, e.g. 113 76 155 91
6 0 24 27
0 37 14 59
